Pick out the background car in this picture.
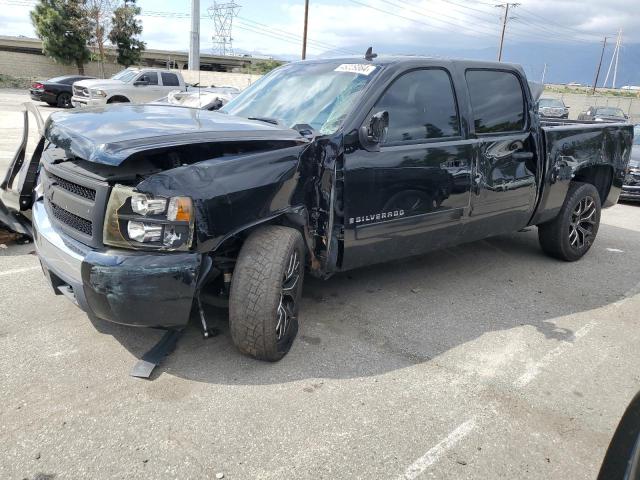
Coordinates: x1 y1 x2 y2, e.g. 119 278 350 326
538 97 569 119
620 125 640 202
578 106 628 122
29 75 94 108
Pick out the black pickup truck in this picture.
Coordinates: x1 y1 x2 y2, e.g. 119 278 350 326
0 56 633 361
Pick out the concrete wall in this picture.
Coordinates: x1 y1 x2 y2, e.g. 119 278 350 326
176 69 262 89
543 90 640 124
0 50 122 80
0 50 262 89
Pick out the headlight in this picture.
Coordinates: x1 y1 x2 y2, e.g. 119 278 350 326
92 89 107 97
103 185 194 251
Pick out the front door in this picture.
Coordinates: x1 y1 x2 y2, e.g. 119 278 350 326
342 67 473 270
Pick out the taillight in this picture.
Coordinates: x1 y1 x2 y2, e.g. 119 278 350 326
32 82 44 89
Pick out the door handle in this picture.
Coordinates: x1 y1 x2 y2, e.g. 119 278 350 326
512 151 534 161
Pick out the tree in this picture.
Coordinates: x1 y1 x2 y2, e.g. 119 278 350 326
30 0 92 74
85 0 115 78
109 0 145 67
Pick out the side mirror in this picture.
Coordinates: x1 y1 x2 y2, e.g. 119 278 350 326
359 111 389 151
368 111 389 143
134 80 149 86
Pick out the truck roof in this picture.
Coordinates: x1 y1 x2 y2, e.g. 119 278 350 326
295 55 523 72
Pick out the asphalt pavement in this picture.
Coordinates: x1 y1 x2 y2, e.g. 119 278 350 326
1 88 639 480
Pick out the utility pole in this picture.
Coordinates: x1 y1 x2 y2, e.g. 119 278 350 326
188 0 200 70
603 30 621 89
541 63 547 84
496 3 518 62
591 36 608 95
302 0 309 60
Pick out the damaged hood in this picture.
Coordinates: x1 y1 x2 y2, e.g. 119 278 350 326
44 104 307 166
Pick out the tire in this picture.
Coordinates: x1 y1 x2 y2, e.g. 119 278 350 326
538 182 601 261
229 225 305 361
56 92 72 108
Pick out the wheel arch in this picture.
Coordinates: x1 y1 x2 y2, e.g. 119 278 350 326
572 164 613 206
107 95 130 103
205 207 319 273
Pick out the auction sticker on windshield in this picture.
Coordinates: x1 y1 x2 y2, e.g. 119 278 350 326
334 64 377 75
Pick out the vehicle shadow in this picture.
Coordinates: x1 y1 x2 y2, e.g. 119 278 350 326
89 223 640 384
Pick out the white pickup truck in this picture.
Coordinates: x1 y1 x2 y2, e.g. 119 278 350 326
71 68 186 107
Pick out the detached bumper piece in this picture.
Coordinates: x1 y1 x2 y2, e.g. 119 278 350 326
130 328 184 379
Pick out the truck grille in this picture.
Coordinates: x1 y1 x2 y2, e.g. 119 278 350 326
48 172 96 201
42 157 110 248
73 85 89 98
50 201 93 236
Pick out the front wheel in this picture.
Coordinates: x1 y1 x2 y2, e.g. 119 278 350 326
229 226 305 361
538 182 601 261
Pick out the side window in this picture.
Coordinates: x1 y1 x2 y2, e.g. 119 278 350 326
465 70 525 134
161 73 180 86
138 72 158 85
373 68 460 144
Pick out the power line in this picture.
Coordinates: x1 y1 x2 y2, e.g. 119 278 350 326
347 0 497 38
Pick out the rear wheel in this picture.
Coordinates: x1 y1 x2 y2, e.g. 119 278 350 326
56 92 72 108
538 182 601 261
229 226 305 361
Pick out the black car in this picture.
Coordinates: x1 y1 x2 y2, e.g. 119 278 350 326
577 106 628 122
620 125 640 201
29 75 95 108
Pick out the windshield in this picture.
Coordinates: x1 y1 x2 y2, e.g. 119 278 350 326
539 98 564 108
221 61 381 134
634 126 640 145
596 107 625 117
111 69 138 83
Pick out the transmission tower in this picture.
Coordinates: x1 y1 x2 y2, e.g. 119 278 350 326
208 1 241 56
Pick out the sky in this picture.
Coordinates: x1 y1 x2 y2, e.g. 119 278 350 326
1 0 639 68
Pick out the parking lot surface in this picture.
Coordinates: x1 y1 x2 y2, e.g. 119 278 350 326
1 89 640 479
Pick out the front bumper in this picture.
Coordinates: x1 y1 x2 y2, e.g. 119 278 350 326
71 96 106 108
33 200 202 327
620 185 640 201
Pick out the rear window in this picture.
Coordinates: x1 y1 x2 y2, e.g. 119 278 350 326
466 69 525 134
161 73 180 86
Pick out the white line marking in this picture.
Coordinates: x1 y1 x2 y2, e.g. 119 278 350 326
514 322 596 388
400 418 476 480
0 266 40 277
606 248 624 253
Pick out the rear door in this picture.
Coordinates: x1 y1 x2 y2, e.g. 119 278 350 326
160 72 181 95
342 67 473 269
135 72 164 102
462 68 537 237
